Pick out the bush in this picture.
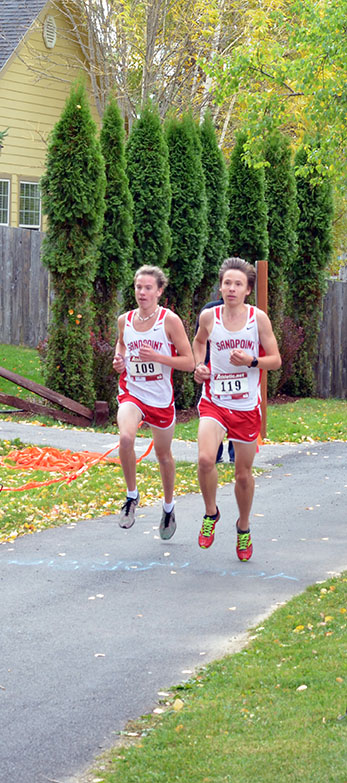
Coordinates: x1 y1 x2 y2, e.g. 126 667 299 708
90 332 118 418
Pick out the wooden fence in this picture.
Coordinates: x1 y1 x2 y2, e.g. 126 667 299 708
0 227 346 398
0 226 50 347
315 278 347 399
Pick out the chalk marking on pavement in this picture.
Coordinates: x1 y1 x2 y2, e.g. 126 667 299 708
3 557 299 579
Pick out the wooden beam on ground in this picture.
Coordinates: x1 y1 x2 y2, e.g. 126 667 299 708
0 366 93 420
256 260 268 439
0 393 94 428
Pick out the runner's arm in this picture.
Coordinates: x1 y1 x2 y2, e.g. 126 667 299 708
256 310 282 370
112 314 127 373
229 310 281 370
193 310 213 383
138 312 195 371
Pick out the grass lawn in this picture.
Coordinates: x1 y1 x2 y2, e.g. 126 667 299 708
88 573 347 783
0 438 238 542
0 343 43 398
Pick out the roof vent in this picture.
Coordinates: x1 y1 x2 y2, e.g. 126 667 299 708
43 15 57 49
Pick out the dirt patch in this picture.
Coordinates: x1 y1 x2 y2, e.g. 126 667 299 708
268 395 301 405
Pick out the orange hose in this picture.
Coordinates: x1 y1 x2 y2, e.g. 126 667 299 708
0 436 154 493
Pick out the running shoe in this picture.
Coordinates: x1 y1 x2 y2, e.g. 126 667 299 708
198 508 220 549
159 508 177 540
119 491 140 529
236 523 253 561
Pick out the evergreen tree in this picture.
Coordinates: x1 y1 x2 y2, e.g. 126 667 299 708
41 83 105 408
125 101 171 296
285 144 333 396
197 111 229 312
94 96 133 339
166 113 207 307
264 130 299 397
165 112 207 407
227 131 268 264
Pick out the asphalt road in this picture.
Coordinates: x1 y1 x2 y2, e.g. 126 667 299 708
0 423 346 783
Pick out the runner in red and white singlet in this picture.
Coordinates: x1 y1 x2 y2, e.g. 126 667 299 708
113 265 194 539
193 257 281 561
201 302 262 412
118 306 176 417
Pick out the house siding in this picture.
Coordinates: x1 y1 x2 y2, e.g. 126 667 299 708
0 1 101 228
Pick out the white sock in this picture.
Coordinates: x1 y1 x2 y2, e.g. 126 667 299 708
127 488 138 500
163 500 174 513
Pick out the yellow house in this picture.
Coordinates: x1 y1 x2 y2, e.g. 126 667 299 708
0 0 100 230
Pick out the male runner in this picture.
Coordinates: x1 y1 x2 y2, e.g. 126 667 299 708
196 297 235 464
193 257 281 560
113 265 194 539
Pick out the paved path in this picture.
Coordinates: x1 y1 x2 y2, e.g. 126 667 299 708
0 420 346 783
0 417 304 467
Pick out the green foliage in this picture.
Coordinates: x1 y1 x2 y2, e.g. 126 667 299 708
206 0 346 191
284 144 333 396
165 112 207 407
166 113 207 299
90 332 119 417
94 97 133 339
196 111 229 312
264 131 299 397
227 131 268 264
125 102 171 282
40 83 106 407
0 127 9 150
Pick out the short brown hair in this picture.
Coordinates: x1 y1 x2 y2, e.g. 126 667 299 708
219 257 256 292
134 265 168 291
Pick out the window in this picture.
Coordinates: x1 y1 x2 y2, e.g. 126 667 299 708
0 179 10 225
19 182 41 229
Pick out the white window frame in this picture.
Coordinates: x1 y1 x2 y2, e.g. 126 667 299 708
19 181 41 229
0 178 10 225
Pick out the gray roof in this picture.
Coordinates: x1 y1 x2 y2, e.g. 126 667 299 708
0 0 49 71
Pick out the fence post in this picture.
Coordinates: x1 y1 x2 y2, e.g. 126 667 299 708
256 260 268 439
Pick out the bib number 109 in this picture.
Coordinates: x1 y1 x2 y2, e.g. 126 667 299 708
129 357 163 381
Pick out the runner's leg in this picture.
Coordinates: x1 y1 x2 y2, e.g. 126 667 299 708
151 424 176 504
117 402 143 492
198 418 225 516
233 440 257 530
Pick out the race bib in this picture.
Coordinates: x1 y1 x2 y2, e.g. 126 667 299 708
213 372 249 399
128 356 163 382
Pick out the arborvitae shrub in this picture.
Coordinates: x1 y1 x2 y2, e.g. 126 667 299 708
40 83 105 408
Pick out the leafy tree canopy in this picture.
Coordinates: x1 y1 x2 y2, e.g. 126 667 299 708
203 0 346 189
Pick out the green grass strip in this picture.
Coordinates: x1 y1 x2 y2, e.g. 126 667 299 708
94 574 347 783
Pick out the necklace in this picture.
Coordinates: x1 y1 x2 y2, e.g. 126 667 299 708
136 306 159 323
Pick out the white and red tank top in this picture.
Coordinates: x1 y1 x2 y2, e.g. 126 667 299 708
201 304 263 411
118 307 176 408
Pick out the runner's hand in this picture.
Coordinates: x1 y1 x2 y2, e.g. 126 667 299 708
113 354 125 372
194 363 210 383
138 344 158 362
229 349 252 367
